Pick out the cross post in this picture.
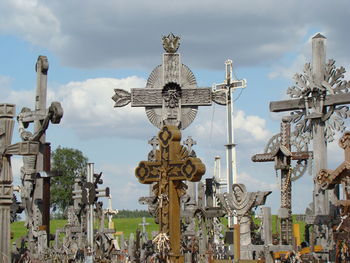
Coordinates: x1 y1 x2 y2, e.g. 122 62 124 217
135 125 205 263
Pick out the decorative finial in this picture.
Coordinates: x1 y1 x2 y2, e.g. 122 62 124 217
162 33 180 53
312 33 326 39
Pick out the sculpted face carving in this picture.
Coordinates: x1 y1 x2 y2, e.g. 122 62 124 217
233 184 246 203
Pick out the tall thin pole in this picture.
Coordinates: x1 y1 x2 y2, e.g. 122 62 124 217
224 60 244 227
87 163 94 258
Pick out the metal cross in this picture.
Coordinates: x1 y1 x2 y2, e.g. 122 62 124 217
214 59 247 229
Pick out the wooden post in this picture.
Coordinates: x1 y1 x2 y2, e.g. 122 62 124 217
234 224 240 263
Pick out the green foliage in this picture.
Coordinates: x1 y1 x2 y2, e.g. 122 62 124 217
50 147 88 213
115 209 152 218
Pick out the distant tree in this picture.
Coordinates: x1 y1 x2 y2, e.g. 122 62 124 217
50 147 88 213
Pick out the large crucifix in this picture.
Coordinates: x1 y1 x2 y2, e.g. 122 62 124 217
17 56 63 254
135 125 205 263
112 33 236 130
269 34 350 253
252 117 311 245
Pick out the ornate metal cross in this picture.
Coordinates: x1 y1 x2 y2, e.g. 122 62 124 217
112 33 227 130
135 125 205 263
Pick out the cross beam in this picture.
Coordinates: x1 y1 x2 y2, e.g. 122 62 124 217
270 92 350 112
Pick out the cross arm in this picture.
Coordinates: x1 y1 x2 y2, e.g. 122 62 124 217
251 151 312 162
5 141 39 156
135 161 161 184
169 157 206 182
270 93 350 112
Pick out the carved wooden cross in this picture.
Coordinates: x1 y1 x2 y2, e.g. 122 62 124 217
17 56 63 251
112 34 227 130
252 118 312 244
269 34 350 218
135 125 205 263
0 103 39 263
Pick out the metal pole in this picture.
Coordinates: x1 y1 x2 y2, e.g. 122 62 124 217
225 60 238 227
87 163 94 259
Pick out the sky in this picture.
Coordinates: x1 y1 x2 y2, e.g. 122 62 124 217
1 0 350 215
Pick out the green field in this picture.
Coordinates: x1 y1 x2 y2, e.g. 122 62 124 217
11 215 306 244
11 218 159 242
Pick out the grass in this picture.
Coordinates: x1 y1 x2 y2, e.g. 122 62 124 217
11 215 306 244
11 217 159 243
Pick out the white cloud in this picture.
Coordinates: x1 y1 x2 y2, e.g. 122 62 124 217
0 75 12 88
1 0 349 70
239 171 279 191
98 163 148 209
0 0 63 48
268 54 307 80
50 76 154 139
190 108 271 148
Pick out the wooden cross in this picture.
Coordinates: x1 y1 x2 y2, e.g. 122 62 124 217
316 131 350 262
252 118 312 245
269 34 350 218
112 34 228 130
269 34 350 256
0 103 39 263
17 56 63 252
135 125 205 263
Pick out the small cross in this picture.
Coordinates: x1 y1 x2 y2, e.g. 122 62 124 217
214 60 247 92
148 136 159 153
183 136 196 154
138 217 149 233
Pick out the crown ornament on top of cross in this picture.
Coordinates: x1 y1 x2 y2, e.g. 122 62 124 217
162 33 180 53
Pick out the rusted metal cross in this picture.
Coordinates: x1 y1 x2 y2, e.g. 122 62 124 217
135 125 205 263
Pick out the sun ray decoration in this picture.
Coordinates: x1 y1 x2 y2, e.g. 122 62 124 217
287 59 350 143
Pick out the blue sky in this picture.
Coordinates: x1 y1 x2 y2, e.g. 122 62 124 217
1 0 350 214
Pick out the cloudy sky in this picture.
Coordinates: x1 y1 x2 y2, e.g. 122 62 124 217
1 0 350 215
